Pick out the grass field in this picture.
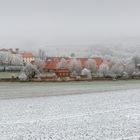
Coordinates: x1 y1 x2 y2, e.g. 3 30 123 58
0 72 19 78
0 80 140 99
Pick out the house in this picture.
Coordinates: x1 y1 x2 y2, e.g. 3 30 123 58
43 58 59 72
43 57 70 72
55 68 70 78
20 52 35 63
0 49 35 64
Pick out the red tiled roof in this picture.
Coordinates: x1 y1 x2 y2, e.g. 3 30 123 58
20 52 34 58
43 59 59 70
43 57 103 70
92 57 103 66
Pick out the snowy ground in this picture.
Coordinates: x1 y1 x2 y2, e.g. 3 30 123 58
0 81 140 140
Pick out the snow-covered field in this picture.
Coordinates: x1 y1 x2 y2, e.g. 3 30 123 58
0 81 140 140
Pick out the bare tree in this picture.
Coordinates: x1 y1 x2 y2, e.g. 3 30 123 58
38 49 46 60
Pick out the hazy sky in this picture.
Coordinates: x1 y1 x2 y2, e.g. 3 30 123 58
0 0 140 48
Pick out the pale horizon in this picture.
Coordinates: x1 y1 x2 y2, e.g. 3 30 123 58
0 0 140 49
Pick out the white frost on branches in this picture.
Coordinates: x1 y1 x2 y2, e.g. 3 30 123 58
81 68 92 79
57 58 68 69
69 59 82 75
85 59 97 74
98 63 109 77
110 63 124 78
18 72 28 81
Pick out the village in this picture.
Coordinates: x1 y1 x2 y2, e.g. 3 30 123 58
0 48 140 82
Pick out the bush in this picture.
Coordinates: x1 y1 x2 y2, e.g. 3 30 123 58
18 72 28 81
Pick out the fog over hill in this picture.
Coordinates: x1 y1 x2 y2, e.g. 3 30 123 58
45 40 140 58
1 37 140 59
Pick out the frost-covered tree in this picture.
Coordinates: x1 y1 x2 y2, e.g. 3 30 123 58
0 51 23 71
98 63 109 77
5 52 12 64
11 54 23 66
121 57 137 77
85 59 97 74
34 58 44 73
0 51 23 66
18 72 28 81
125 62 135 77
57 58 68 69
0 51 11 65
81 68 92 79
0 52 5 65
23 63 40 79
132 71 140 78
69 59 82 75
110 63 124 78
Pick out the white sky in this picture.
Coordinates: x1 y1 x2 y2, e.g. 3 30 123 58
0 0 140 49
